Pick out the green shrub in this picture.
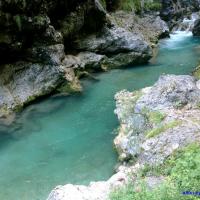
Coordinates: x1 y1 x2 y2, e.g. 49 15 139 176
169 143 200 191
144 1 161 11
100 0 107 10
117 0 161 13
118 0 141 13
110 143 200 200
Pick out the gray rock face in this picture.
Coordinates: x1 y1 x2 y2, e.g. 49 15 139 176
62 52 107 70
140 114 200 165
0 62 65 117
114 74 200 162
76 26 151 55
193 19 200 36
28 44 65 65
105 52 151 69
75 25 152 68
135 75 200 112
110 12 169 44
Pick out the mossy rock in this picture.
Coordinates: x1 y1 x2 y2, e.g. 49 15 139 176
57 80 82 94
193 65 200 79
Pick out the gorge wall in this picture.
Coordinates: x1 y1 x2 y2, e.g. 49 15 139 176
0 0 169 118
0 0 199 118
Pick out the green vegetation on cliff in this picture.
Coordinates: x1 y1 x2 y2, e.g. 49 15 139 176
117 0 161 13
146 120 181 138
110 143 200 200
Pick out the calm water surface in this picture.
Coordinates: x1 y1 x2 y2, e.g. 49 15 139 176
0 31 200 200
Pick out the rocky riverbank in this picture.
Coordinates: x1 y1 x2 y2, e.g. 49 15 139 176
47 74 200 200
0 0 171 119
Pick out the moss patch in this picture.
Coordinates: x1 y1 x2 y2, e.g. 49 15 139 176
146 120 181 138
193 65 200 79
147 111 166 125
57 80 82 94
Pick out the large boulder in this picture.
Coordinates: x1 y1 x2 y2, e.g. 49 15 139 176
62 52 107 70
75 26 151 54
75 25 152 68
0 62 65 117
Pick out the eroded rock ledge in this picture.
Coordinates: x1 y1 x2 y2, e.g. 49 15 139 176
47 74 200 200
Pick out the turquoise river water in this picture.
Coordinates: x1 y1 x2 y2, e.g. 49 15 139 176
0 31 200 200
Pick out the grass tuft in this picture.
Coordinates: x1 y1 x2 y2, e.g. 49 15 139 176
146 120 181 138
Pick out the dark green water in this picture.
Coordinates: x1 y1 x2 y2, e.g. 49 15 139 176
0 31 200 200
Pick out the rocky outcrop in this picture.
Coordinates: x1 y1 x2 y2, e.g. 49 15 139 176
47 164 140 200
0 0 107 62
60 12 171 70
76 26 150 54
110 11 169 44
47 74 200 200
0 0 170 117
74 25 152 69
0 62 65 117
114 75 200 162
160 0 200 28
